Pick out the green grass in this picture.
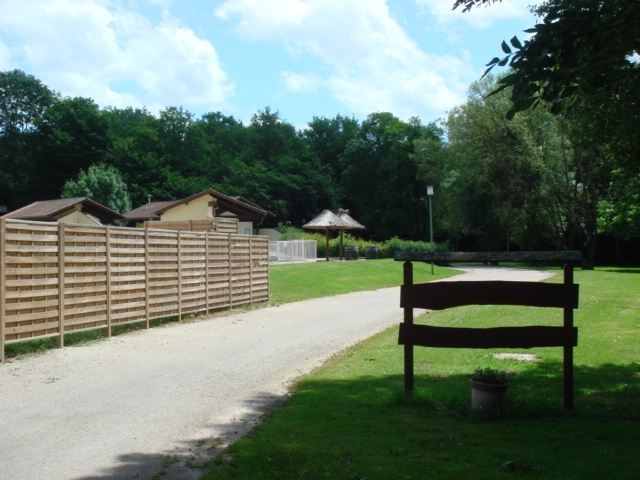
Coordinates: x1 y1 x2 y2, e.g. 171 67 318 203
202 266 640 479
269 258 457 304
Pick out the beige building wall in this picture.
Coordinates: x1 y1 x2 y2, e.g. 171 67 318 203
58 210 101 225
238 221 253 235
160 194 215 221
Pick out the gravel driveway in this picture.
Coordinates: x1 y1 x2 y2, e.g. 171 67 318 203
0 266 553 479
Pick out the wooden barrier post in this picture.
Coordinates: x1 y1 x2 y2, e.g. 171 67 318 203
144 228 150 329
205 232 210 313
249 236 254 306
228 233 233 308
403 261 414 394
57 223 66 349
0 219 6 362
563 264 574 410
177 232 182 321
105 226 112 338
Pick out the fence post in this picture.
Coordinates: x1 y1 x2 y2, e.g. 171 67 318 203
144 228 150 329
57 223 66 349
177 231 182 321
0 219 6 362
228 233 233 308
403 261 414 394
563 264 575 410
205 232 210 313
105 226 112 338
249 236 253 306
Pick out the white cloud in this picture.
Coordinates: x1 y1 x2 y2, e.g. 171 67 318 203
282 71 323 93
0 0 234 112
216 0 468 120
416 0 543 29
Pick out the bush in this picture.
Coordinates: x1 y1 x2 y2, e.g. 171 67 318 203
273 225 449 259
379 237 449 259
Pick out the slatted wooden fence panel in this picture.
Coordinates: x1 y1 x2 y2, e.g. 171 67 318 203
2 221 61 345
207 233 233 309
0 219 270 361
180 231 207 314
215 218 239 234
109 226 147 327
147 229 180 319
63 224 109 334
144 218 238 234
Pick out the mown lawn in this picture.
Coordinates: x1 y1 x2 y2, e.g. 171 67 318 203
202 264 640 479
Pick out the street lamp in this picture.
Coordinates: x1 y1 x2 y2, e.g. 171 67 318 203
427 186 434 275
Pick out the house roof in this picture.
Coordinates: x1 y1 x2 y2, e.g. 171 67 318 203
122 201 176 220
0 197 125 223
123 190 275 223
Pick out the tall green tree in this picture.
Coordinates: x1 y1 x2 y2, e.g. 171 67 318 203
62 163 132 214
445 75 580 253
302 114 360 186
454 0 640 166
340 113 438 240
34 96 110 199
0 69 56 208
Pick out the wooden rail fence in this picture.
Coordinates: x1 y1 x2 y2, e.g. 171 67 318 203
0 219 269 361
395 251 581 409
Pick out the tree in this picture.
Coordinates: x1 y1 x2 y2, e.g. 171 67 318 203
453 0 640 164
302 114 360 185
62 163 132 214
340 113 438 240
0 69 56 208
444 75 588 253
34 96 110 199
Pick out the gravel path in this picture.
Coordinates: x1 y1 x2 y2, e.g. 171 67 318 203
0 266 554 479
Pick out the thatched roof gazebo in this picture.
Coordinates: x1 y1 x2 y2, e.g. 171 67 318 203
303 209 366 261
302 210 349 261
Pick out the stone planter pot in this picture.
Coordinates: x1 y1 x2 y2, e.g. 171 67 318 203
470 379 509 412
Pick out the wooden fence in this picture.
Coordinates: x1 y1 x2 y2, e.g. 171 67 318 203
0 219 269 361
395 251 581 409
144 217 239 234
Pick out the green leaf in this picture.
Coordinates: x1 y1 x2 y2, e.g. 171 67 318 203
501 40 512 54
485 57 500 67
510 36 522 49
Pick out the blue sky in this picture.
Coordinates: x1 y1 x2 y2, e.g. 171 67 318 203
0 0 542 128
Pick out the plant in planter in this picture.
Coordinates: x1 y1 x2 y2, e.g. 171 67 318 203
469 368 515 412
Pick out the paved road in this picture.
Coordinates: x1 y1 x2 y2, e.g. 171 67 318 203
0 266 553 479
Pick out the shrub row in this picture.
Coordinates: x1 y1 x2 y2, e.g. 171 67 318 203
276 227 448 259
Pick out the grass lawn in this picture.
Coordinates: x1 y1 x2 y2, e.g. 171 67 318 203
268 258 458 304
202 264 640 479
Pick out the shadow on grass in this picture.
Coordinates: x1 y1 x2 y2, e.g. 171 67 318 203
53 361 640 479
197 360 640 479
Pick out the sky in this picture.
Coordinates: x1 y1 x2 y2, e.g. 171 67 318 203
0 0 543 129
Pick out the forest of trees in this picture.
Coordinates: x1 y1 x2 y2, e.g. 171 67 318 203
1 66 638 268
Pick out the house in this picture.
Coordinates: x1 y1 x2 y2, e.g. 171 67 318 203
0 197 125 225
123 189 275 234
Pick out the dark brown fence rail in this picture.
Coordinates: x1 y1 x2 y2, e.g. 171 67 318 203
0 219 269 361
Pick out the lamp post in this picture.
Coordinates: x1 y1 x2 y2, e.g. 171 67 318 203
427 186 434 275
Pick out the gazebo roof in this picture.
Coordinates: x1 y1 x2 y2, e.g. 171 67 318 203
302 210 349 230
337 209 365 229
